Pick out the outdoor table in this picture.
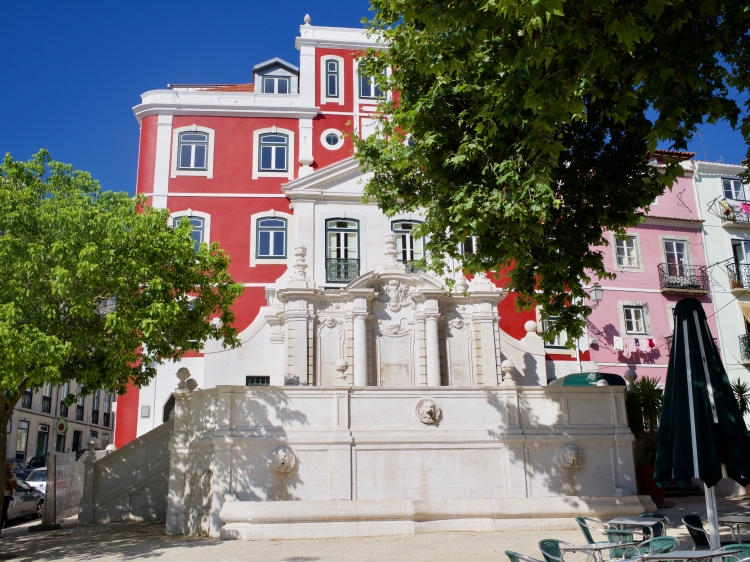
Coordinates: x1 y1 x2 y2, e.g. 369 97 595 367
606 516 667 536
642 549 740 561
560 541 638 562
718 516 750 543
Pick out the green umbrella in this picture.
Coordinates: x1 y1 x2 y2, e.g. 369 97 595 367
654 298 750 548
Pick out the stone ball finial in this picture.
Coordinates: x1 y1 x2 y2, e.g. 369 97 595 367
87 438 99 452
623 369 637 392
176 367 191 393
186 378 198 392
596 379 610 387
304 13 311 25
524 320 538 333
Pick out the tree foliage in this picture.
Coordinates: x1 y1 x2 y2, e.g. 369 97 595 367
0 151 243 453
354 0 750 341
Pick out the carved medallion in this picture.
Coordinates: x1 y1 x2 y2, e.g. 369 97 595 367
375 280 415 312
270 446 298 474
556 444 584 471
415 398 443 425
448 318 466 330
320 316 340 329
379 318 404 335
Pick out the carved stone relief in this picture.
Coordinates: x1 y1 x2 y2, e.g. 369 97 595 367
415 398 443 425
375 280 415 312
556 444 584 471
270 446 298 474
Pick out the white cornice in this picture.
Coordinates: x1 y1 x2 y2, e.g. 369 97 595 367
133 90 320 122
693 160 747 174
641 216 704 228
283 157 362 192
295 25 384 51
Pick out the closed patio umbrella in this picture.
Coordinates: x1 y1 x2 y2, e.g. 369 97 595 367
654 298 750 548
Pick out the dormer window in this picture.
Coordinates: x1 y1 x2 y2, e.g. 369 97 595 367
177 132 208 170
262 76 290 94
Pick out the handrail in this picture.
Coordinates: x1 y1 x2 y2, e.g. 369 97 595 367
657 263 709 292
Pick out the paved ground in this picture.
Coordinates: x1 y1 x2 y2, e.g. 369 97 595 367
0 495 747 561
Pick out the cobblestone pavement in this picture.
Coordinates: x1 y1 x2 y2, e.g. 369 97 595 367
0 496 747 561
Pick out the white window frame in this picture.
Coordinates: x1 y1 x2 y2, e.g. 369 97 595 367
252 127 296 180
171 125 215 179
611 232 644 273
169 209 211 246
320 55 345 106
354 60 389 102
660 235 691 268
723 178 747 201
249 210 294 267
261 76 291 94
320 128 345 151
535 308 576 357
618 301 652 336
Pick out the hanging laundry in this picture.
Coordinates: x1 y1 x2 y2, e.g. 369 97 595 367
613 336 624 351
741 203 750 214
648 338 655 348
628 338 637 355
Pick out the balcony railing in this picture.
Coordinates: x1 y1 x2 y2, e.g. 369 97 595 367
60 402 68 417
76 405 84 421
41 396 51 413
91 410 99 424
740 334 750 364
707 197 750 225
399 260 425 274
657 263 709 293
21 391 32 409
103 412 110 427
325 258 360 284
727 263 750 290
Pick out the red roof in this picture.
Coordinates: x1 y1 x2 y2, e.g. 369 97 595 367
653 149 695 160
646 214 703 223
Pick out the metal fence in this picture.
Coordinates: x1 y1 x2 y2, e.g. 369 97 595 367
40 452 84 527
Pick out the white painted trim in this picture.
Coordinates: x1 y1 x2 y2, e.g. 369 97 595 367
610 231 645 273
171 125 215 179
141 192 289 198
596 363 667 368
320 55 345 106
152 114 173 210
618 300 653 337
319 111 355 116
658 234 693 266
252 127 296 180
169 209 211 245
320 128 345 151
249 210 294 267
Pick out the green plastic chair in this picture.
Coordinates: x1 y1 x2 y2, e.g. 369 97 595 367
576 517 607 545
506 551 545 562
539 539 594 562
720 544 750 561
636 537 678 555
640 513 671 538
605 529 637 560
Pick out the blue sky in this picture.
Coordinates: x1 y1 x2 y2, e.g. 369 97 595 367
1 1 746 196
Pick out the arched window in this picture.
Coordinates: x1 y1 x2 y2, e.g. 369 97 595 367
392 220 424 266
326 59 339 98
177 131 209 170
256 217 287 259
259 133 289 172
172 216 205 252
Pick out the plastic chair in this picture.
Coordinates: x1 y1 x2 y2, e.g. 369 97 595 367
635 537 678 555
605 529 637 560
539 539 595 562
682 515 734 550
506 551 545 562
719 544 750 561
640 513 671 538
576 517 608 545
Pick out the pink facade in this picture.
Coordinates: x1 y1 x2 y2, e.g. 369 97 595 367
586 152 718 381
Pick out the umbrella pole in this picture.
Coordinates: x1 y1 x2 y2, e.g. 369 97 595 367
684 318 721 550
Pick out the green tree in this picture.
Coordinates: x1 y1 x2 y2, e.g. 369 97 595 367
0 151 243 459
354 0 750 342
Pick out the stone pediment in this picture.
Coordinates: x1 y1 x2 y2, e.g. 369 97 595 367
346 270 444 293
282 157 370 200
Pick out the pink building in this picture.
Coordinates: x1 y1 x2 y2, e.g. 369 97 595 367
585 150 718 381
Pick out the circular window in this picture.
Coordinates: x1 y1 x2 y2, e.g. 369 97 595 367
320 128 344 151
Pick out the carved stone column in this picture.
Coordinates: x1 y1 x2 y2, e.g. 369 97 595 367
425 314 441 386
349 289 373 387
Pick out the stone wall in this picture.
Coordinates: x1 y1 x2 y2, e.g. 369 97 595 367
79 419 173 524
164 386 653 539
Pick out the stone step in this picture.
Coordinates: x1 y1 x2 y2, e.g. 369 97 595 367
665 485 704 497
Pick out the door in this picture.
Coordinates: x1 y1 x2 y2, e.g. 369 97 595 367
55 433 65 452
72 430 81 453
733 241 750 287
664 240 687 276
35 425 48 457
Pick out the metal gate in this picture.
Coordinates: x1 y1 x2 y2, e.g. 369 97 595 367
40 452 84 526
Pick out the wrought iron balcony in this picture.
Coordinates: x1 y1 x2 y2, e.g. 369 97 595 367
727 263 750 291
740 334 750 364
21 390 32 409
103 412 110 427
399 260 425 274
657 263 709 294
60 402 68 417
707 197 750 227
325 258 360 284
91 410 99 424
41 396 51 413
76 405 84 421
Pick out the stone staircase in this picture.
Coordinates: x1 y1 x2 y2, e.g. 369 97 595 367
79 419 173 524
665 483 704 498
